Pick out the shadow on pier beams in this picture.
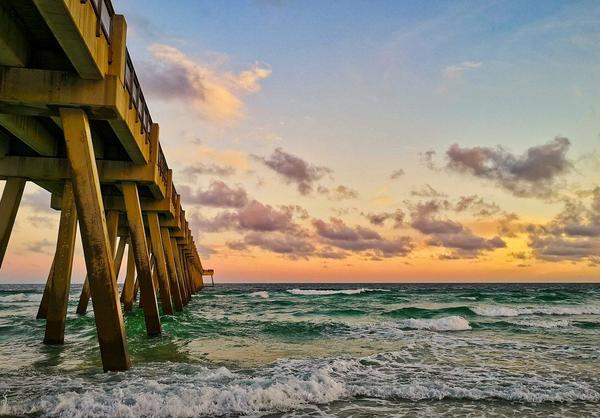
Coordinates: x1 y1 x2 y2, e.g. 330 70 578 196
0 0 212 371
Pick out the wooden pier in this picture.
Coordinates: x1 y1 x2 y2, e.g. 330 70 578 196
0 0 213 371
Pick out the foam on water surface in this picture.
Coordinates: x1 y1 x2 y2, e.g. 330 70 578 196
1 283 600 417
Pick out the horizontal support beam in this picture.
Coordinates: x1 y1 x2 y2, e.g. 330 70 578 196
0 156 165 198
0 67 149 164
32 0 107 79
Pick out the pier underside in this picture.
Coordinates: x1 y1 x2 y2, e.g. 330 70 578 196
0 0 211 371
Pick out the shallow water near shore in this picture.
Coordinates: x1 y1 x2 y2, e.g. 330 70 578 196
1 283 599 417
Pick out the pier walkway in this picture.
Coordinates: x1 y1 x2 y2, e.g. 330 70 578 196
0 0 213 371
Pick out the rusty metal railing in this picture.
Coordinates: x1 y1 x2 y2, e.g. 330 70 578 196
124 51 152 142
82 0 152 143
81 0 115 43
171 184 178 208
157 145 169 187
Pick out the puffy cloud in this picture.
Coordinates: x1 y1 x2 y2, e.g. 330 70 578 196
237 200 295 232
190 200 300 233
184 181 248 208
254 148 332 195
446 137 572 198
21 190 50 213
182 163 235 178
23 239 54 254
312 218 413 257
410 201 506 259
317 185 359 201
227 232 315 260
390 169 405 180
143 44 271 122
528 187 600 264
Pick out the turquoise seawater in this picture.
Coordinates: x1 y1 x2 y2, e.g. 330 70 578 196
1 283 600 417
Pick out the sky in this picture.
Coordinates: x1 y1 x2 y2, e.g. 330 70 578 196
2 0 600 283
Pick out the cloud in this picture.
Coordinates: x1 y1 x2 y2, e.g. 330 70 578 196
190 200 300 233
21 190 50 213
390 169 405 180
527 187 600 264
317 185 359 201
443 61 482 79
27 215 55 228
254 148 332 195
446 137 572 198
143 44 271 122
410 200 506 259
362 209 405 228
410 184 448 198
419 150 438 170
23 239 54 254
498 213 520 237
454 195 501 217
182 163 235 178
227 232 315 259
312 218 413 257
237 200 296 232
184 181 248 208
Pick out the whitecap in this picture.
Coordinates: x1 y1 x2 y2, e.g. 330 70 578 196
287 288 389 296
397 316 471 331
249 291 269 299
473 305 600 317
509 319 571 329
0 293 40 303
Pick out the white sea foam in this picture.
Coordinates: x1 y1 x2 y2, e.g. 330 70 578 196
398 316 472 331
473 305 600 317
0 293 40 303
509 319 571 329
3 354 599 417
249 291 269 299
6 365 345 418
287 288 389 296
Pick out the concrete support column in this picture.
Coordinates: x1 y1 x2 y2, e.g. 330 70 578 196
180 248 193 296
172 239 189 304
61 108 130 371
121 240 136 312
76 210 120 314
161 227 183 311
147 212 173 315
0 177 26 268
44 181 78 344
122 182 161 336
36 256 55 320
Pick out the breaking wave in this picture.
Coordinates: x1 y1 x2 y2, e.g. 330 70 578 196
249 291 269 299
287 288 389 296
396 315 472 331
473 305 600 317
0 293 41 303
3 353 599 418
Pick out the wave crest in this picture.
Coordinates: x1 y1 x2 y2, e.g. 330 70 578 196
397 315 471 331
287 288 389 296
249 291 269 299
473 305 600 317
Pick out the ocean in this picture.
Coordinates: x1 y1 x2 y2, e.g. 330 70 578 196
0 283 599 417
